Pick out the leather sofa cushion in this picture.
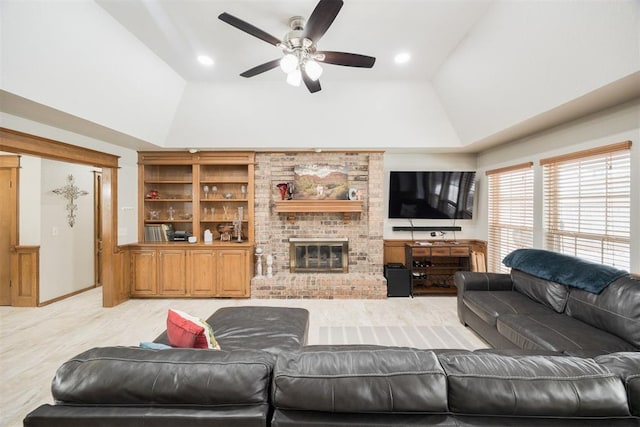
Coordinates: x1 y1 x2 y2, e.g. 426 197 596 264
596 352 640 416
511 269 569 313
440 352 630 417
497 313 637 353
155 306 310 353
566 276 640 348
273 347 448 413
52 347 275 406
206 306 309 352
463 290 552 326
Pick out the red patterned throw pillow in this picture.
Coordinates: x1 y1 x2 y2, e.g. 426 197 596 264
166 309 220 349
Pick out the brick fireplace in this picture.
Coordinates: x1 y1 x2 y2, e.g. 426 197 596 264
251 152 387 299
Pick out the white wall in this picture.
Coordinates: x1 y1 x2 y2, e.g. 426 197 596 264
476 99 640 273
383 153 479 241
39 160 95 302
434 0 640 145
165 81 462 150
17 156 41 245
1 0 185 145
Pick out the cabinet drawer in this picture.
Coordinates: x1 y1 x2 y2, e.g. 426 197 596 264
450 246 470 256
412 248 431 256
431 247 450 256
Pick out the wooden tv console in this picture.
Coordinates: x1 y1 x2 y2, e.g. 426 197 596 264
383 239 487 296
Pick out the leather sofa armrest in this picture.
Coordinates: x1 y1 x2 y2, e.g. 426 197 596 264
455 271 513 324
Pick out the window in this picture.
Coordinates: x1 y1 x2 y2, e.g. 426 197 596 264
487 162 534 273
541 141 631 270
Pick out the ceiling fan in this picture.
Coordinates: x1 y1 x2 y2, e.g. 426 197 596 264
218 0 376 93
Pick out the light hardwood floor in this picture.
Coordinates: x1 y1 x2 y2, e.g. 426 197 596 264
0 288 487 427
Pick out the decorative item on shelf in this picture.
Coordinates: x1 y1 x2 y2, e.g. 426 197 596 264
293 164 347 199
217 223 233 241
167 206 175 220
348 188 357 200
233 207 244 242
277 183 288 200
180 213 192 220
287 182 295 200
148 210 160 220
222 204 230 220
223 192 233 199
203 229 213 243
255 247 263 277
145 189 159 199
241 185 247 199
203 207 208 218
211 185 218 198
266 254 273 278
203 185 209 199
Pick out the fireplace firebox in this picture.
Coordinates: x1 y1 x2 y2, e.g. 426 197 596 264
289 238 348 273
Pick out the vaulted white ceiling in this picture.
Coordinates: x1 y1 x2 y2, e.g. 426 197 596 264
1 0 639 152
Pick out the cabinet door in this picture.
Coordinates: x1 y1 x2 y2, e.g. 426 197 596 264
217 249 249 297
188 250 217 296
131 250 157 296
158 250 187 296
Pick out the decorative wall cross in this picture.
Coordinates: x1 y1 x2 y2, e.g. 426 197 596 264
52 174 89 227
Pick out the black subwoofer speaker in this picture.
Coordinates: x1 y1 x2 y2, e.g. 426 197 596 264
384 264 411 297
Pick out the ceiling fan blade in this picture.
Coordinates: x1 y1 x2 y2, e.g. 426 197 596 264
303 0 343 42
302 72 322 93
239 59 282 78
318 51 376 68
218 12 281 46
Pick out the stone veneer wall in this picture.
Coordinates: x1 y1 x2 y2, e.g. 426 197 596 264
251 152 387 298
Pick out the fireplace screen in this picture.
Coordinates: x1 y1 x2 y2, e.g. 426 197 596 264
289 237 348 273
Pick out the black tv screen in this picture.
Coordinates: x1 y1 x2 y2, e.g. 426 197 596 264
388 171 476 219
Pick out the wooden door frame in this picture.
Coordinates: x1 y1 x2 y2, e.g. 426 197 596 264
93 171 102 287
0 127 125 307
0 155 19 305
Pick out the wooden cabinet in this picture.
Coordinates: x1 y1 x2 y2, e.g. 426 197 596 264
187 248 250 297
187 250 217 296
133 152 255 298
158 249 187 296
217 249 249 297
130 244 251 298
405 243 473 296
130 249 157 296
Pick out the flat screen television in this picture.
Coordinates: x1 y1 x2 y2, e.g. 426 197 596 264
388 171 476 219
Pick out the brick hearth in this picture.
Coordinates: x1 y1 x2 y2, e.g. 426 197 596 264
251 152 386 299
251 274 387 299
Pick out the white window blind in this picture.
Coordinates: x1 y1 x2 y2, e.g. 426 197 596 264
542 141 631 271
487 163 534 273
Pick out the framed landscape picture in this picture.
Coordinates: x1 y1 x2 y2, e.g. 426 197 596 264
293 164 349 200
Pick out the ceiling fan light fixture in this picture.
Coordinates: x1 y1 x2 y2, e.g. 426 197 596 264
304 59 323 81
286 68 302 87
280 53 298 73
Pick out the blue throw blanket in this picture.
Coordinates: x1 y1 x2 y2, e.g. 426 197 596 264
503 249 628 294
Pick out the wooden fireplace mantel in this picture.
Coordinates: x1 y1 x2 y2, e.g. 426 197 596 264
273 200 364 223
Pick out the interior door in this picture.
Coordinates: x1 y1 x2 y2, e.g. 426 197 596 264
0 157 18 305
94 171 102 287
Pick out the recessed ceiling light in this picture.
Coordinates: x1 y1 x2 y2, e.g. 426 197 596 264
394 52 411 65
197 55 214 66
